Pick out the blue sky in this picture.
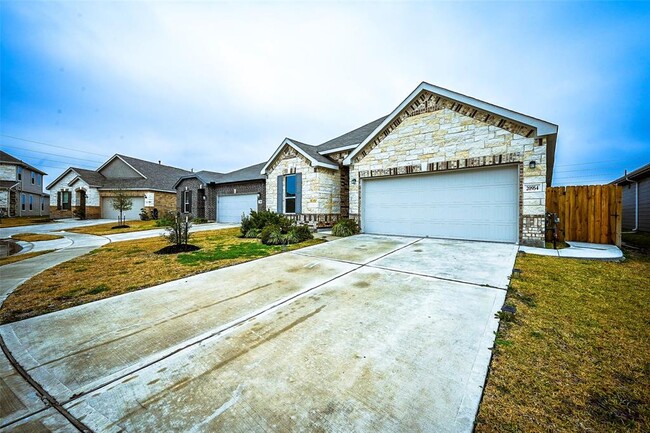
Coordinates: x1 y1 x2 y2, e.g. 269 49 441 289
1 1 649 187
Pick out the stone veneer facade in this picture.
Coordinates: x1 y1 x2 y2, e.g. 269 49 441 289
266 147 341 218
349 106 547 246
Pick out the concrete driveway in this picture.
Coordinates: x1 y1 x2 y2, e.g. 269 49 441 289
0 235 517 432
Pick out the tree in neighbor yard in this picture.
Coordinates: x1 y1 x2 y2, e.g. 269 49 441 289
111 189 133 226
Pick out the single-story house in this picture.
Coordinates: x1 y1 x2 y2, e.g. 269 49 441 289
0 150 50 217
261 82 558 246
174 162 266 223
47 154 191 220
611 162 650 232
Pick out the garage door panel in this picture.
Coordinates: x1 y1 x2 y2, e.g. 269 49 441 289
101 197 144 221
361 166 518 243
217 194 258 223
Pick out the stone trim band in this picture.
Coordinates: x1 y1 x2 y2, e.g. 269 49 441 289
357 152 522 179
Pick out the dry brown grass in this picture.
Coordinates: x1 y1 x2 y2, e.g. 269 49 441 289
475 250 650 432
0 250 54 266
0 228 323 323
67 219 160 235
11 233 64 242
0 216 53 227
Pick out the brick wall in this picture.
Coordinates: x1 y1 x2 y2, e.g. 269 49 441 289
177 178 265 221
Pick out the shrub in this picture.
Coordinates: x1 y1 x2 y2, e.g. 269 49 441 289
240 210 291 236
139 208 150 221
260 224 284 245
162 213 192 246
288 225 313 242
73 208 86 220
244 228 261 238
332 219 360 237
156 211 176 227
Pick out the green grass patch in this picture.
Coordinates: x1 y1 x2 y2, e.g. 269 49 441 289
476 250 650 432
177 242 280 265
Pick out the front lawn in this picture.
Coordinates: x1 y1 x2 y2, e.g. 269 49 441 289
11 233 64 242
475 250 650 432
0 227 323 323
67 219 160 235
0 216 53 227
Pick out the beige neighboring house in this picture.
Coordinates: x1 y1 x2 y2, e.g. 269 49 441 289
0 150 49 217
47 154 190 220
261 82 558 246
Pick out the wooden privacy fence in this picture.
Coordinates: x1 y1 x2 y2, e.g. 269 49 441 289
546 185 622 246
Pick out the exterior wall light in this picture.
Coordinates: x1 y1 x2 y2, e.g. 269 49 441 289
351 178 357 186
529 160 536 169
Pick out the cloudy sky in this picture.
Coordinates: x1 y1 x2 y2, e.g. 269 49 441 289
1 1 649 187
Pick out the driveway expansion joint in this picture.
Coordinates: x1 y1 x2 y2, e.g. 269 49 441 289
0 333 93 432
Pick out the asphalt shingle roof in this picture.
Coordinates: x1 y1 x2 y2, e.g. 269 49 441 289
99 155 191 191
611 162 650 184
70 167 106 187
288 139 338 166
0 150 47 175
316 116 388 153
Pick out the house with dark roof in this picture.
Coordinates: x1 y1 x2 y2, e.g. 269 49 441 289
260 82 558 246
47 154 191 220
611 162 650 232
0 150 49 217
174 162 266 223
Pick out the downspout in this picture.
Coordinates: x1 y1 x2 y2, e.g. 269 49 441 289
624 169 639 232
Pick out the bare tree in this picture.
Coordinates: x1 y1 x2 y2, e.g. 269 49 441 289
112 188 133 226
163 212 192 247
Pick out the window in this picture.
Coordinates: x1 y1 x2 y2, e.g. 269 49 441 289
29 195 33 210
183 190 192 213
37 174 41 186
17 167 22 181
41 197 45 211
31 172 35 184
57 191 71 210
21 194 26 211
284 175 296 213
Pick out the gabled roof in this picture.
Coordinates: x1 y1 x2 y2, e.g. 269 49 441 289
611 162 650 185
47 154 191 192
260 138 339 175
317 116 388 154
343 81 559 166
0 150 47 175
174 162 267 189
69 167 106 187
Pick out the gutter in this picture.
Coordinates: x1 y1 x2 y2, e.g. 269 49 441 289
624 169 639 232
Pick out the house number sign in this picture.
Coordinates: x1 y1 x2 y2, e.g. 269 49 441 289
525 184 542 192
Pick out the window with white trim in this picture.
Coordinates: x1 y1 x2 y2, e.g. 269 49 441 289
183 190 192 214
31 172 35 184
29 195 33 210
21 194 26 211
17 167 22 181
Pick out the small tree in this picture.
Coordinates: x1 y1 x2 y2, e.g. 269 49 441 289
163 212 192 247
112 189 133 226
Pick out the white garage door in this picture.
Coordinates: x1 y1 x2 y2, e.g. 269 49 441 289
101 197 144 221
217 194 258 223
362 165 519 243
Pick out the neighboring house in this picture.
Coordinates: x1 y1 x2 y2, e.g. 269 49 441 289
174 162 266 223
261 82 558 246
0 150 49 217
47 154 191 220
611 162 650 232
